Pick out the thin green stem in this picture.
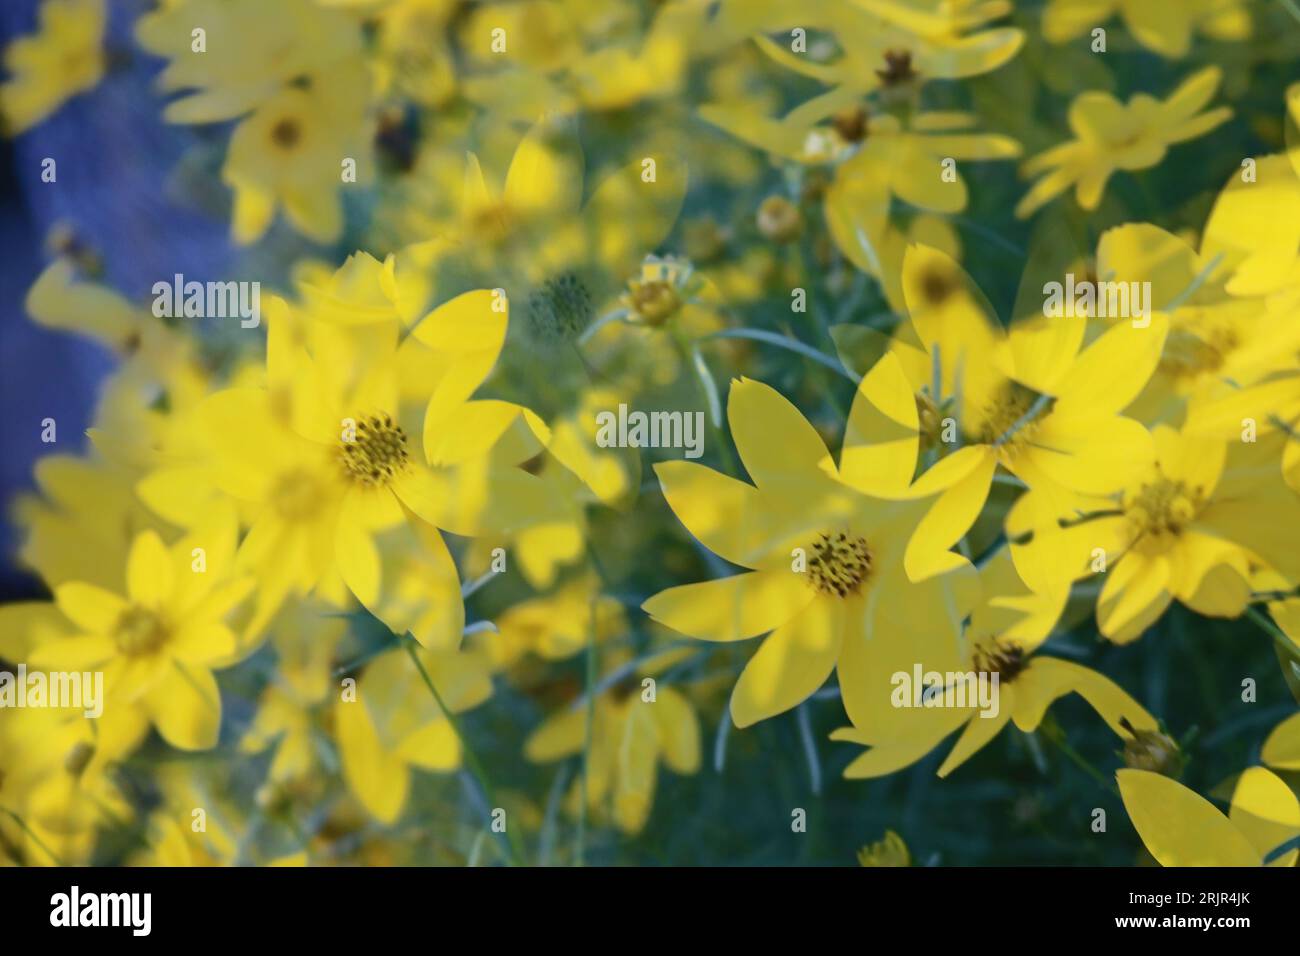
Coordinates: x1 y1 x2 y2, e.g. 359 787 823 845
403 639 524 865
0 806 66 867
576 600 598 867
1246 606 1299 654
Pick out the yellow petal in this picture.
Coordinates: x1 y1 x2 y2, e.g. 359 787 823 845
730 597 843 727
1118 769 1260 866
127 531 174 610
642 570 814 643
1228 767 1300 867
143 664 222 751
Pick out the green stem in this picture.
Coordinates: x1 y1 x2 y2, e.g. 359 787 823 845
1246 606 1298 654
576 599 598 867
403 639 524 866
0 806 66 867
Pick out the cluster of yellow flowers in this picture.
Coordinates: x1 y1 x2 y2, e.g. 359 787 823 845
2 0 1299 867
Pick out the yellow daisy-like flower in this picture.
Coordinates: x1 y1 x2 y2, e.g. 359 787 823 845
135 0 362 123
1009 427 1300 644
831 547 1156 778
1016 67 1231 218
1042 0 1251 59
0 0 105 135
726 0 1023 122
31 520 252 752
642 359 980 729
335 643 493 824
0 603 135 866
841 243 1167 582
699 104 1018 307
1118 767 1299 867
524 647 701 835
222 67 370 245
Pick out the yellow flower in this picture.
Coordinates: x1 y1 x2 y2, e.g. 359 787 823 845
858 829 910 866
1016 67 1231 218
699 104 1018 307
642 363 979 728
491 573 626 667
14 455 158 592
1043 0 1252 59
1010 428 1300 643
0 603 135 866
831 548 1156 778
459 0 695 117
727 0 1023 118
223 67 370 244
335 644 493 824
142 272 556 645
524 647 700 834
454 116 686 296
1092 222 1287 425
841 243 1166 582
239 601 348 785
0 0 105 135
135 0 362 123
1118 767 1299 866
31 520 251 751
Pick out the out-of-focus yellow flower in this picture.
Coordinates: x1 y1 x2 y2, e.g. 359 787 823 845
701 102 1017 307
1091 223 1287 425
0 0 105 135
13 456 158 592
858 829 910 866
524 646 700 834
840 244 1166 582
30 520 250 751
141 267 556 645
0 603 135 866
643 365 980 728
335 644 493 824
1017 67 1231 218
1009 429 1300 643
135 0 362 123
460 0 697 117
1118 767 1299 866
240 601 348 784
491 573 625 667
723 0 1023 120
1043 0 1251 59
223 68 370 245
832 547 1155 778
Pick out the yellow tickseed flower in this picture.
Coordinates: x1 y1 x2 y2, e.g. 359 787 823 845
833 548 1156 779
223 68 370 245
0 0 105 135
1043 0 1252 59
1009 428 1300 644
135 0 362 123
642 367 980 729
858 830 910 866
1016 67 1231 218
841 243 1167 582
31 521 252 752
524 646 700 835
335 644 493 824
727 0 1023 113
1119 767 1299 866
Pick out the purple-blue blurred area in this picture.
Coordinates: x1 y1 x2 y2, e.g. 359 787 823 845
0 0 233 599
